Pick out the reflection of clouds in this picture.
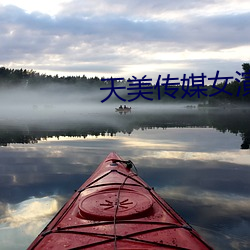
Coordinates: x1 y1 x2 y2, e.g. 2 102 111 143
4 143 101 176
153 150 250 166
117 129 189 151
157 186 250 249
0 196 62 250
194 223 250 250
4 128 246 171
117 127 243 152
157 186 250 216
0 196 59 231
121 139 184 150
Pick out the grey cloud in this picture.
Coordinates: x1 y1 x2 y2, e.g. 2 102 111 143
0 2 249 76
39 64 121 74
183 13 250 49
1 4 249 50
59 0 217 18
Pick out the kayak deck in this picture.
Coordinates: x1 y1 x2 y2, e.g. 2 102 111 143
28 152 213 249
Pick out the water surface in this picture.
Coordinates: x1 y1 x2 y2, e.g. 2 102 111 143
0 107 250 249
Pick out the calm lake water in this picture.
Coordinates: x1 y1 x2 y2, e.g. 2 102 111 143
0 105 250 249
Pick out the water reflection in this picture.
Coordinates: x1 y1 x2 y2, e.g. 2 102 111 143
0 196 62 250
0 118 250 249
1 196 59 228
0 107 250 149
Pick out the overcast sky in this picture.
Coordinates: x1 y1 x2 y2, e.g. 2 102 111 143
0 0 250 82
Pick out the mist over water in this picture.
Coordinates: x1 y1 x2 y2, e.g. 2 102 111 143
0 85 113 123
1 83 247 124
0 84 250 149
0 84 200 127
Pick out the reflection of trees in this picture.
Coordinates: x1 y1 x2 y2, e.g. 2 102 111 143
241 139 249 149
202 109 250 149
0 109 250 149
0 131 38 146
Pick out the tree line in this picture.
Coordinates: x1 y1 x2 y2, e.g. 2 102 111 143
0 64 250 104
0 67 107 88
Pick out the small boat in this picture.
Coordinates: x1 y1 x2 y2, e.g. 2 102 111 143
28 152 213 249
115 107 131 113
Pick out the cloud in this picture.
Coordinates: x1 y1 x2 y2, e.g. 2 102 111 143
0 1 249 78
58 0 233 19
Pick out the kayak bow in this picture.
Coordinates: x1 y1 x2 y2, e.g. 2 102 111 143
28 152 213 249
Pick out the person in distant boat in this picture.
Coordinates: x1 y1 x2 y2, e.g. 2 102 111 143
124 105 127 109
119 105 123 109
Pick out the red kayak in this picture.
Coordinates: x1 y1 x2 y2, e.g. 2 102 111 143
28 152 213 249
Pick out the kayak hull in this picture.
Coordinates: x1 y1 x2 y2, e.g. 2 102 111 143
28 152 213 249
